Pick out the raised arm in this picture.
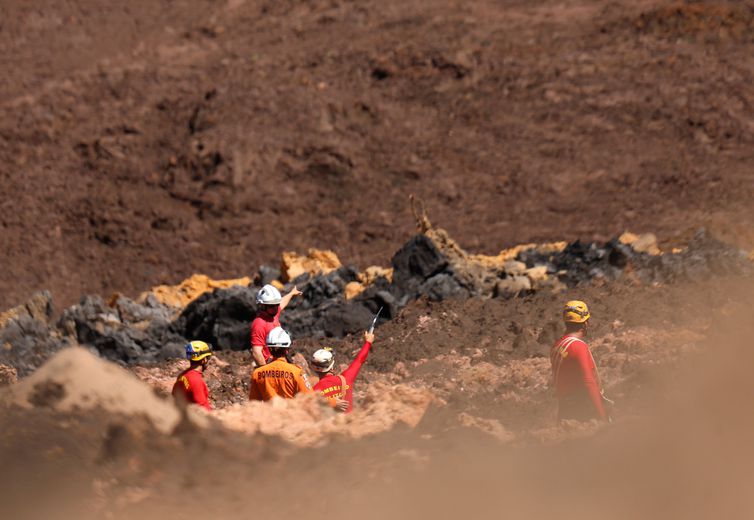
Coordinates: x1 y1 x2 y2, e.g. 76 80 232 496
341 331 375 384
280 285 303 311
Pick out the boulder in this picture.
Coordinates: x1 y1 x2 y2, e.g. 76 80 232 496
391 234 449 296
176 286 257 351
344 281 366 300
419 273 471 301
620 232 661 255
296 266 359 309
112 294 173 326
257 265 281 286
0 290 53 329
281 249 342 282
495 276 532 297
0 316 69 377
503 260 527 276
525 265 548 282
60 295 180 363
321 302 376 338
139 274 252 309
359 266 394 284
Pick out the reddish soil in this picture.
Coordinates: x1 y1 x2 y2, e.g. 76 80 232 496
1 0 753 310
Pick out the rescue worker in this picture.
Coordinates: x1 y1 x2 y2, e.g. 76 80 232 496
550 300 607 422
172 340 213 411
248 327 312 401
311 330 375 414
250 284 303 367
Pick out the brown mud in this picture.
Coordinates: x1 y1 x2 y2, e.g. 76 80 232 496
2 0 754 518
2 275 753 519
2 0 754 309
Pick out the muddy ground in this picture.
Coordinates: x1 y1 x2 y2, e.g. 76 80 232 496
2 274 754 519
2 0 754 309
2 0 754 518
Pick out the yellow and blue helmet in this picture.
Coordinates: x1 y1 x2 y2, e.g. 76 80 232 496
185 340 213 362
563 300 590 323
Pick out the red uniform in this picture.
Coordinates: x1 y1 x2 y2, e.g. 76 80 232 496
313 341 372 413
250 307 281 362
550 335 606 421
172 368 212 410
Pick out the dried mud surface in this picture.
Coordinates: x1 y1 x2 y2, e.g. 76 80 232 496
2 0 754 309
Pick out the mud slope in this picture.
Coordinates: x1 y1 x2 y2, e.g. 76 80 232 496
1 0 753 308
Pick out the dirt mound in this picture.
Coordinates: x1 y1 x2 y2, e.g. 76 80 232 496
4 346 184 433
215 383 434 446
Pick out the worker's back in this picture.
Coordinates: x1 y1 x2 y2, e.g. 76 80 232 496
550 335 605 420
249 357 311 401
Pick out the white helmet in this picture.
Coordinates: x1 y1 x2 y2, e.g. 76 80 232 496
265 327 292 349
311 348 335 373
256 284 282 305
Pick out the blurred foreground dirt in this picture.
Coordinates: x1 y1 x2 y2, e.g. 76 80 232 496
1 274 753 519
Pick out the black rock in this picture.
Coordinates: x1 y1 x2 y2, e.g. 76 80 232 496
113 294 172 326
0 316 68 377
59 295 170 363
356 286 398 322
419 273 471 301
391 234 449 296
321 302 375 338
175 286 257 351
257 265 281 286
296 266 359 310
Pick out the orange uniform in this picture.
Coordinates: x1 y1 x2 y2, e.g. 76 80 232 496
249 357 312 401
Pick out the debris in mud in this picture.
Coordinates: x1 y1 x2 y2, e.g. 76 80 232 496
139 274 253 309
58 295 184 364
0 364 18 386
281 248 342 282
0 225 750 369
0 290 53 329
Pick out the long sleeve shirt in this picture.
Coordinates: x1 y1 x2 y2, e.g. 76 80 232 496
172 368 212 410
313 341 372 413
550 335 606 421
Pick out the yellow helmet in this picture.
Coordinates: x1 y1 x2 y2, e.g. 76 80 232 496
563 300 590 323
185 340 213 362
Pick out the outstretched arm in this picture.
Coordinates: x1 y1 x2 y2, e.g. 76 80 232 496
280 286 303 311
341 331 375 384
